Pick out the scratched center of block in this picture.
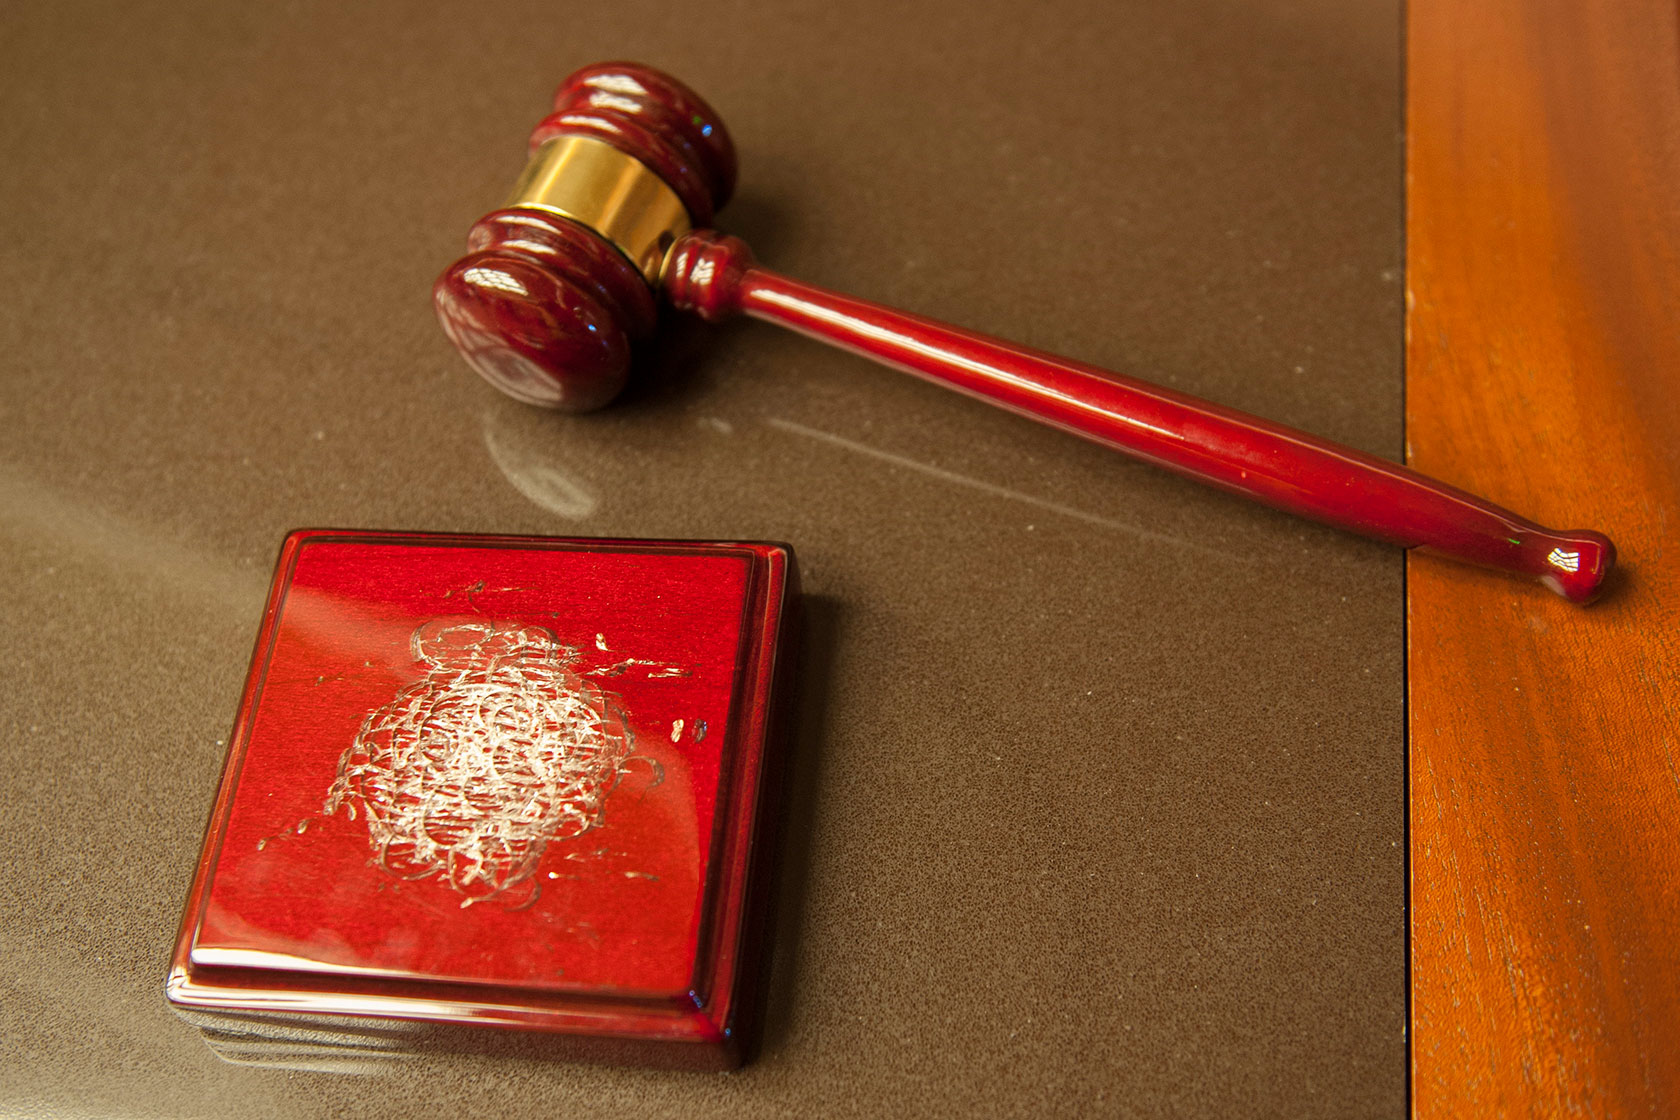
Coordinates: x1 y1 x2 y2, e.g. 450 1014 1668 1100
324 619 637 907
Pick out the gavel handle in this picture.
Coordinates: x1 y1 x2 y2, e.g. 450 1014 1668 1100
664 231 1614 603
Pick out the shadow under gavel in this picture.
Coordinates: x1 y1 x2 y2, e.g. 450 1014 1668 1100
434 61 1614 604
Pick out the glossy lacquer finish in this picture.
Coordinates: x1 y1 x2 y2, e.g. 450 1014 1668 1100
167 530 798 1070
434 62 732 410
666 232 1613 602
435 62 1614 603
531 62 736 225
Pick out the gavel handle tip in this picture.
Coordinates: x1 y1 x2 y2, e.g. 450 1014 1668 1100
1539 530 1616 604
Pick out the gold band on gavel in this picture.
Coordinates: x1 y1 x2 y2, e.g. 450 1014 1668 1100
504 135 692 284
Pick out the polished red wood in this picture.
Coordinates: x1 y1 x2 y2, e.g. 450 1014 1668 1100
435 209 655 409
434 63 734 411
167 530 798 1070
435 62 1615 602
666 232 1614 601
532 61 736 225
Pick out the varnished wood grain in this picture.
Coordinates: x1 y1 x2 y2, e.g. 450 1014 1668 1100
1407 1 1680 1115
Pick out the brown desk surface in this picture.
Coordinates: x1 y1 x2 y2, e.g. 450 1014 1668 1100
0 2 1406 1115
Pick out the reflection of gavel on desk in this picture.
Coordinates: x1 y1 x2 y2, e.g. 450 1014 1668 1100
435 61 1615 603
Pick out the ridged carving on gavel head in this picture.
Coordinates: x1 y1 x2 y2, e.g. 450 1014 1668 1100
433 62 736 410
533 62 736 224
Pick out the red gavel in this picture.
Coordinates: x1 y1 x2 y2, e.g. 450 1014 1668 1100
434 62 1615 603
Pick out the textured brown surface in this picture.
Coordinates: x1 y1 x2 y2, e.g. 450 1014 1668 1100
0 1 1404 1116
1406 1 1680 1114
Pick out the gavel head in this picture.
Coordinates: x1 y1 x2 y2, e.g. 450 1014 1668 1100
433 62 736 410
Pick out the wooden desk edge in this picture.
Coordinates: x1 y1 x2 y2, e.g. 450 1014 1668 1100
1406 1 1680 1115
